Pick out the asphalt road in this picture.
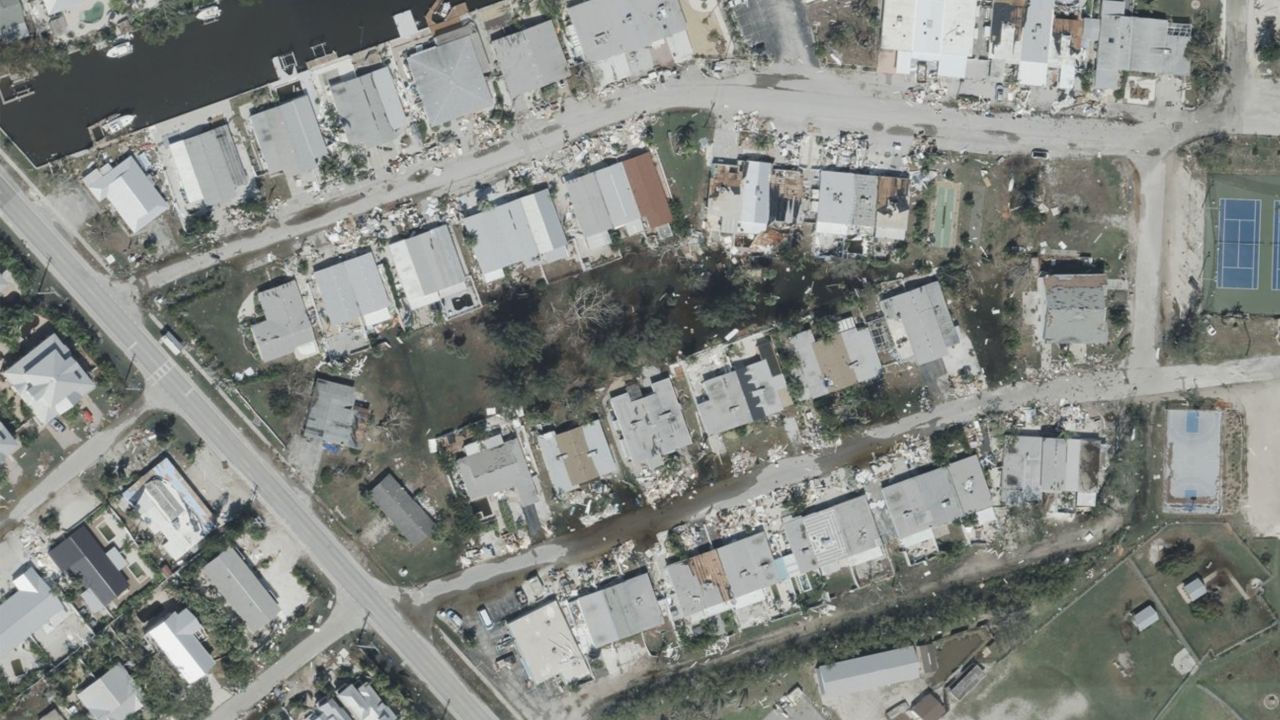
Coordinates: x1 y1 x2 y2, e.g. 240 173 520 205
0 157 503 720
142 65 1197 290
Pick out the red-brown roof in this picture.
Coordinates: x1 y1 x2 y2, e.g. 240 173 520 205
622 152 673 230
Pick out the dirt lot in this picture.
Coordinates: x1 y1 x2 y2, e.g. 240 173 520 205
805 0 881 68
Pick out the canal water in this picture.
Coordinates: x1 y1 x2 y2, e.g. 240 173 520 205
3 0 429 165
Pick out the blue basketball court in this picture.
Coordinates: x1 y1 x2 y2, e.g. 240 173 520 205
1217 198 1261 290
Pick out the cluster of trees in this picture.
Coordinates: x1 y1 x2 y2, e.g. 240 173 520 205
1156 538 1197 576
0 36 72 77
480 247 830 422
598 549 1100 719
1006 155 1044 224
813 375 916 437
1185 9 1229 105
1259 17 1280 62
319 146 371 186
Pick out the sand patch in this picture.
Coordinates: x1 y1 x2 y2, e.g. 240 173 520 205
954 691 1090 720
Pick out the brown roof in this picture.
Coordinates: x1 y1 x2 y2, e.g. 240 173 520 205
910 689 947 720
687 549 730 604
556 426 602 487
622 152 673 230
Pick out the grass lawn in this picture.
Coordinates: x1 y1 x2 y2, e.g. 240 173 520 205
13 430 66 480
960 563 1187 720
647 109 714 215
1199 630 1280 718
314 466 460 585
1135 524 1275 656
1163 684 1243 720
360 322 497 437
1132 0 1220 19
81 1 103 23
161 264 276 373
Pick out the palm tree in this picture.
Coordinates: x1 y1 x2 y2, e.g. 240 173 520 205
673 121 698 156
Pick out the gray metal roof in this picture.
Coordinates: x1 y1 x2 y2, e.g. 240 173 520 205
302 377 358 448
717 531 780 598
457 437 538 505
880 279 960 366
79 664 143 720
1002 435 1089 505
606 372 692 472
565 160 642 252
1165 409 1222 506
200 547 280 634
249 93 327 177
1131 602 1159 632
491 20 570 97
537 420 619 494
1093 0 1192 91
575 573 663 647
0 565 65 659
386 225 469 311
695 355 792 437
461 189 569 281
369 472 436 546
816 170 877 236
81 153 168 234
568 0 688 64
330 64 409 148
782 494 883 576
251 278 317 363
49 524 128 612
406 30 494 127
168 123 249 206
1043 274 1108 344
337 683 397 720
790 321 882 401
816 646 922 697
882 456 992 543
312 250 395 335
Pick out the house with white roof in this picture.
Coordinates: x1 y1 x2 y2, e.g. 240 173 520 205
146 608 215 684
121 454 215 562
537 420 619 494
78 664 143 720
574 573 664 648
200 547 280 634
406 25 494 127
312 250 396 353
565 161 644 257
249 93 327 178
82 154 168 234
330 64 409 148
386 225 473 314
880 277 978 379
879 0 981 79
0 565 78 677
1002 433 1099 508
2 333 95 426
250 278 320 363
693 352 792 438
666 532 783 625
815 169 880 244
506 599 591 685
337 683 398 720
566 0 693 86
491 20 569 99
461 189 570 283
782 494 885 578
881 455 995 559
789 319 883 401
605 371 692 473
167 123 250 208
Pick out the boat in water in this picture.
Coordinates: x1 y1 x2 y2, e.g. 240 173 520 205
195 5 221 21
106 41 133 59
100 113 136 136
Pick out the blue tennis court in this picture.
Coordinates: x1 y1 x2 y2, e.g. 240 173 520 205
1218 198 1261 290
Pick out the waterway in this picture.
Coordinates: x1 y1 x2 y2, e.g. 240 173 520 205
2 0 424 165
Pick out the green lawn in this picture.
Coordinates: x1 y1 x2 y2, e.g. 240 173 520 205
160 265 275 373
960 563 1188 720
360 320 497 437
81 1 104 23
1200 630 1280 719
648 109 714 215
1135 524 1275 656
1163 684 1243 720
13 430 66 480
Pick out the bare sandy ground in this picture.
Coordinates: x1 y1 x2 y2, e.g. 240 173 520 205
1163 158 1206 318
953 691 1090 720
1217 384 1280 537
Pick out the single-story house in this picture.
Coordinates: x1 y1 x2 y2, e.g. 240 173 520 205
693 354 792 437
385 225 471 313
329 64 409 148
782 494 885 578
789 319 882 401
460 188 569 283
574 572 664 648
167 123 250 208
302 376 360 449
78 664 143 720
605 371 692 473
816 646 923 699
250 278 320 363
506 599 591 685
2 333 96 427
405 25 494 126
567 0 693 85
48 524 129 614
537 420 619 494
368 470 437 546
1041 273 1108 345
82 154 168 234
249 93 327 178
490 20 569 98
200 547 280 634
146 608 215 684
